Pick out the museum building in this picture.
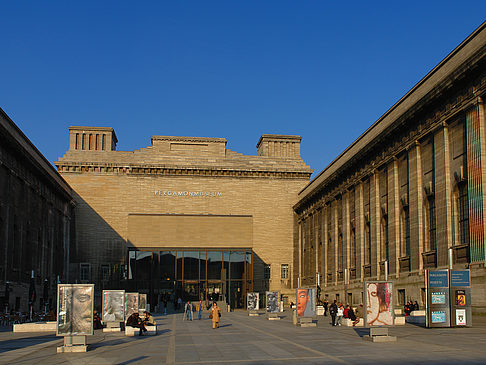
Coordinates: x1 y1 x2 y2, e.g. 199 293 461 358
0 108 74 312
55 130 312 309
294 21 486 313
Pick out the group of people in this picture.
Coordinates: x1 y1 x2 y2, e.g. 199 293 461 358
183 300 205 321
328 300 360 326
404 300 419 316
126 311 156 335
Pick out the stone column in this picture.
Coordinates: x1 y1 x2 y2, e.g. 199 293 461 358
333 201 339 286
298 220 302 283
466 97 486 263
435 123 453 267
389 158 400 277
370 170 380 278
409 142 424 272
343 191 350 275
357 182 365 281
323 205 329 288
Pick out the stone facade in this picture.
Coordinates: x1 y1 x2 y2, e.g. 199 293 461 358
56 130 312 304
294 22 486 313
0 108 74 312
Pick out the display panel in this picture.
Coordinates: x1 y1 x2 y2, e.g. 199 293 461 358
247 292 259 311
364 281 394 326
296 288 316 317
103 290 125 322
431 291 447 304
57 284 94 336
125 292 139 319
266 291 279 313
139 293 147 313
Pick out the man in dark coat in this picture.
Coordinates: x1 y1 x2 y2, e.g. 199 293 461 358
126 312 147 335
329 300 338 326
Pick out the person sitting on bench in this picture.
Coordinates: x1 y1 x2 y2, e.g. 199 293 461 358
126 312 147 335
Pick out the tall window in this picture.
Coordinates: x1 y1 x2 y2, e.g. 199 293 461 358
404 206 410 256
264 265 271 280
351 228 357 268
281 264 289 279
428 196 437 251
458 182 469 245
80 263 90 281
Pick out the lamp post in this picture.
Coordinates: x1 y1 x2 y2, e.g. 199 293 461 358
344 268 348 304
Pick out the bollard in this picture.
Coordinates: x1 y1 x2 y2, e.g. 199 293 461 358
292 309 298 325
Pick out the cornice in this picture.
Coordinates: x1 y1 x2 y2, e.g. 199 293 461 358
56 162 312 179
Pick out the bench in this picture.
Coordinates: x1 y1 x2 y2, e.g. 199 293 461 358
125 325 157 336
342 318 364 327
13 321 57 332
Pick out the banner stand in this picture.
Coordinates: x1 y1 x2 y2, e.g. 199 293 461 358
57 335 88 353
248 310 259 317
103 321 122 332
298 317 316 327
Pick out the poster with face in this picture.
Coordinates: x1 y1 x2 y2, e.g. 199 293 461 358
57 284 94 336
125 292 139 319
103 290 125 323
139 293 147 313
297 288 316 317
364 281 394 326
247 292 259 311
266 291 279 313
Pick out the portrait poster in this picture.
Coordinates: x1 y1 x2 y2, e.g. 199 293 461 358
56 284 94 336
247 292 259 311
456 309 466 326
455 290 466 306
266 291 279 313
139 293 147 313
364 281 394 326
125 292 139 319
103 290 125 323
296 288 316 317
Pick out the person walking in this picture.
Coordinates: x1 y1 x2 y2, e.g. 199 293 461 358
197 300 203 320
184 301 193 321
336 303 344 326
329 300 338 326
323 299 329 316
210 302 221 329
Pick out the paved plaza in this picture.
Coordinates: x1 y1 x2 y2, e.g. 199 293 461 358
1 311 486 364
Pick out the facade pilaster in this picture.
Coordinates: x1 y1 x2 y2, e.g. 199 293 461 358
333 201 339 286
435 124 453 267
357 183 364 281
409 142 424 272
370 170 380 278
389 158 400 277
343 191 350 275
323 206 328 287
466 97 486 263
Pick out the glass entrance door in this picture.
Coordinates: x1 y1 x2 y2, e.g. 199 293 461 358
207 282 223 302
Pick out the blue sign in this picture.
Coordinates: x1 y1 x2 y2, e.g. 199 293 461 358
428 270 449 288
450 270 470 287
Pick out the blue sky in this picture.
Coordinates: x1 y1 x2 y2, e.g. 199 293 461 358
1 1 485 178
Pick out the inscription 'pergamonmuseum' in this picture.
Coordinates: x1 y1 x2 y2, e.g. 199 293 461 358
154 190 223 197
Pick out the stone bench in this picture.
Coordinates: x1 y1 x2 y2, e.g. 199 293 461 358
342 318 364 327
125 325 157 336
394 316 405 325
13 321 57 332
406 315 425 324
410 310 426 316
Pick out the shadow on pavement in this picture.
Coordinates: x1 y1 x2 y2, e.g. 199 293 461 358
353 328 370 338
0 334 59 353
118 356 149 364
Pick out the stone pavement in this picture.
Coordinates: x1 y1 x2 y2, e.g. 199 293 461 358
1 311 486 364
